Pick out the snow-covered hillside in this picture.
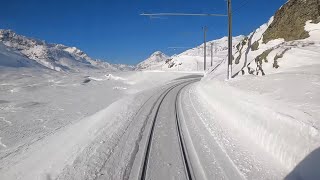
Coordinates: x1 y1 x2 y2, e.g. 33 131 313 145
136 36 244 72
0 43 43 68
0 30 127 72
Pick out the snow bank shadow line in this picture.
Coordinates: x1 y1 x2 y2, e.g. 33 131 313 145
285 147 320 180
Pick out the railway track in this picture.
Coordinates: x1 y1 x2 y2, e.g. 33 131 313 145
138 79 199 180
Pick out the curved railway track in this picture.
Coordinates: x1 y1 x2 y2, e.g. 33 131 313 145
138 79 199 180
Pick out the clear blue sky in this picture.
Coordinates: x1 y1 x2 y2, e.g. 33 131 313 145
1 0 286 65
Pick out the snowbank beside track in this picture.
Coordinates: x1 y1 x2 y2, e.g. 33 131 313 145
196 79 320 172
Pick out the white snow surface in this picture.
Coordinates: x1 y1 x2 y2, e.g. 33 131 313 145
0 67 200 180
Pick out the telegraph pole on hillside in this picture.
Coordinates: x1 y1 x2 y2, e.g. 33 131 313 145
203 26 207 71
227 0 233 79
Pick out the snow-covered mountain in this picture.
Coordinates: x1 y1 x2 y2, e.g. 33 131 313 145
136 36 244 71
135 51 169 70
0 30 126 72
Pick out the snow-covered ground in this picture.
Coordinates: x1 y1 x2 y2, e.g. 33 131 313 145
0 67 200 179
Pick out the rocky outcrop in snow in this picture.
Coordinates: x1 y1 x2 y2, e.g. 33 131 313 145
226 0 320 77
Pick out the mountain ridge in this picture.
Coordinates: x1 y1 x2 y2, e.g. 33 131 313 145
0 29 131 72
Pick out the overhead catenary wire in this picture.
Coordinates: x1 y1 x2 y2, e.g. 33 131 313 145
141 13 227 17
168 47 193 49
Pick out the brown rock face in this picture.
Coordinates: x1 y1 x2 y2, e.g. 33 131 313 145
263 0 320 43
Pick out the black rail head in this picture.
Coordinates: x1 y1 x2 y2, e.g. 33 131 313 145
175 81 196 180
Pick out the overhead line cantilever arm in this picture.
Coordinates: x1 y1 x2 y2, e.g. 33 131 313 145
140 13 228 17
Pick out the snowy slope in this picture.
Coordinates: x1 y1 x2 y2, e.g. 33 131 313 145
0 42 43 68
0 30 126 72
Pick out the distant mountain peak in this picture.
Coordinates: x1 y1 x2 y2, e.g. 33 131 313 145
135 51 169 70
151 51 164 56
147 51 168 61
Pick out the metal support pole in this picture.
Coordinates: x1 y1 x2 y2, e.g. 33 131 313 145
210 43 213 67
203 26 207 71
227 0 233 79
